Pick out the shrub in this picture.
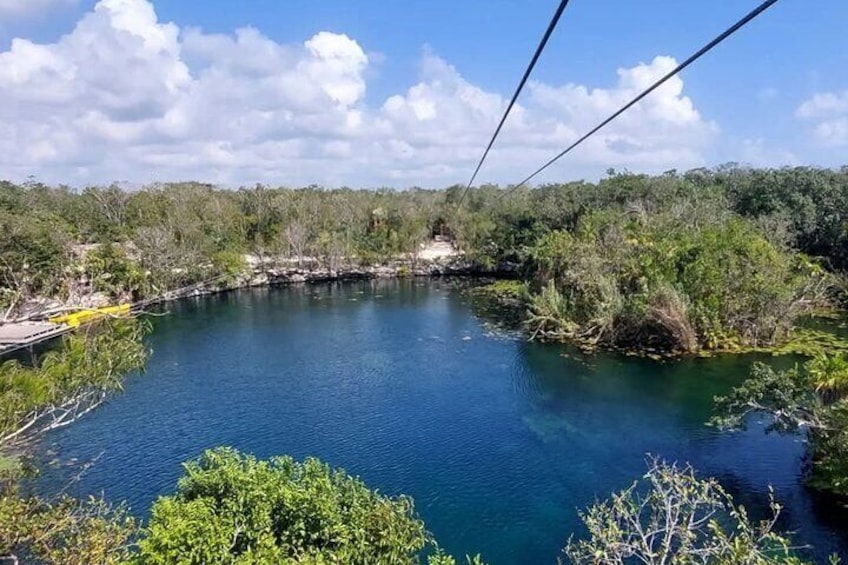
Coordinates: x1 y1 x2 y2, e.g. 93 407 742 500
137 448 430 564
562 459 814 564
524 211 825 353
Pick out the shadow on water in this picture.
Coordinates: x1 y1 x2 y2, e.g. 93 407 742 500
34 280 848 564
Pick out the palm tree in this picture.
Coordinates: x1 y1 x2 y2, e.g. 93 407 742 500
808 353 848 405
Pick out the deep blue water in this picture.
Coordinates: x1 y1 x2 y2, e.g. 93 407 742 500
39 280 848 563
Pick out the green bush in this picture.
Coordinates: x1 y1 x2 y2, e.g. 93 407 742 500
210 250 248 284
0 211 70 302
713 354 848 497
523 210 825 353
0 319 148 447
137 448 430 564
82 243 149 299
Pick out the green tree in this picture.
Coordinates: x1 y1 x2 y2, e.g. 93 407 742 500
0 319 148 447
0 211 70 313
137 448 436 564
0 461 136 565
562 459 814 565
713 354 848 496
81 243 149 300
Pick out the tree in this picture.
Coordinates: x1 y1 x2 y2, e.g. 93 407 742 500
80 185 131 241
81 243 149 300
0 462 136 565
137 448 438 564
0 319 148 448
712 354 848 496
284 221 308 268
0 211 70 316
562 459 814 565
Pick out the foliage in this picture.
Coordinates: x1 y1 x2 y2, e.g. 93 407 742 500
562 459 812 565
0 454 20 477
523 211 826 353
808 402 848 495
0 317 144 564
0 210 70 311
0 318 148 447
136 447 431 564
0 467 136 565
80 243 149 300
0 166 845 342
471 280 528 302
210 250 249 285
527 280 582 341
721 166 848 270
711 362 824 433
0 446 489 565
712 354 848 496
0 182 457 309
808 352 848 400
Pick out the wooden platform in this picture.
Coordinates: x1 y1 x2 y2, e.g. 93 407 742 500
0 322 70 353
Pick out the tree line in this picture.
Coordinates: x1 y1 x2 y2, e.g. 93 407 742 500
2 166 847 351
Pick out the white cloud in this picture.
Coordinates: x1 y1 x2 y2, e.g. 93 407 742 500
0 0 76 21
0 0 719 187
523 56 715 166
797 91 848 119
797 90 848 147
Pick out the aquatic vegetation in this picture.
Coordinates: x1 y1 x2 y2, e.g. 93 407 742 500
470 279 527 302
771 327 848 357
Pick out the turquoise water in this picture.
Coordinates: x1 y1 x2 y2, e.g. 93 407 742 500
40 280 847 563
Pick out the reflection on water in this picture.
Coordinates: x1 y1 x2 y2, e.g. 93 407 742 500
38 279 848 564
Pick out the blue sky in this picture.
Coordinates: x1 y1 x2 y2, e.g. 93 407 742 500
0 0 846 187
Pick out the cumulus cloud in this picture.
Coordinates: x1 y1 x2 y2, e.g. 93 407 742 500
797 90 848 147
0 0 719 186
524 56 716 167
0 0 76 21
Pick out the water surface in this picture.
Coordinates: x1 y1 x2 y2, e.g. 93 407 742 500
41 280 848 563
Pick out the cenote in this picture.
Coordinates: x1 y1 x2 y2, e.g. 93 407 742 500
39 279 848 563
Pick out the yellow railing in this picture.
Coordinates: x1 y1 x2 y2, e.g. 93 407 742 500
49 304 132 328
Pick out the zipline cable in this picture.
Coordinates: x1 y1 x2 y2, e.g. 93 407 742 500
457 0 573 207
501 0 781 197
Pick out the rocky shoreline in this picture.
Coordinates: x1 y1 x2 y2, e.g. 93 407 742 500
4 252 515 324
160 256 514 302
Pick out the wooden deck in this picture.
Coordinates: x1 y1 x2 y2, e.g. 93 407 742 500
0 322 70 354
